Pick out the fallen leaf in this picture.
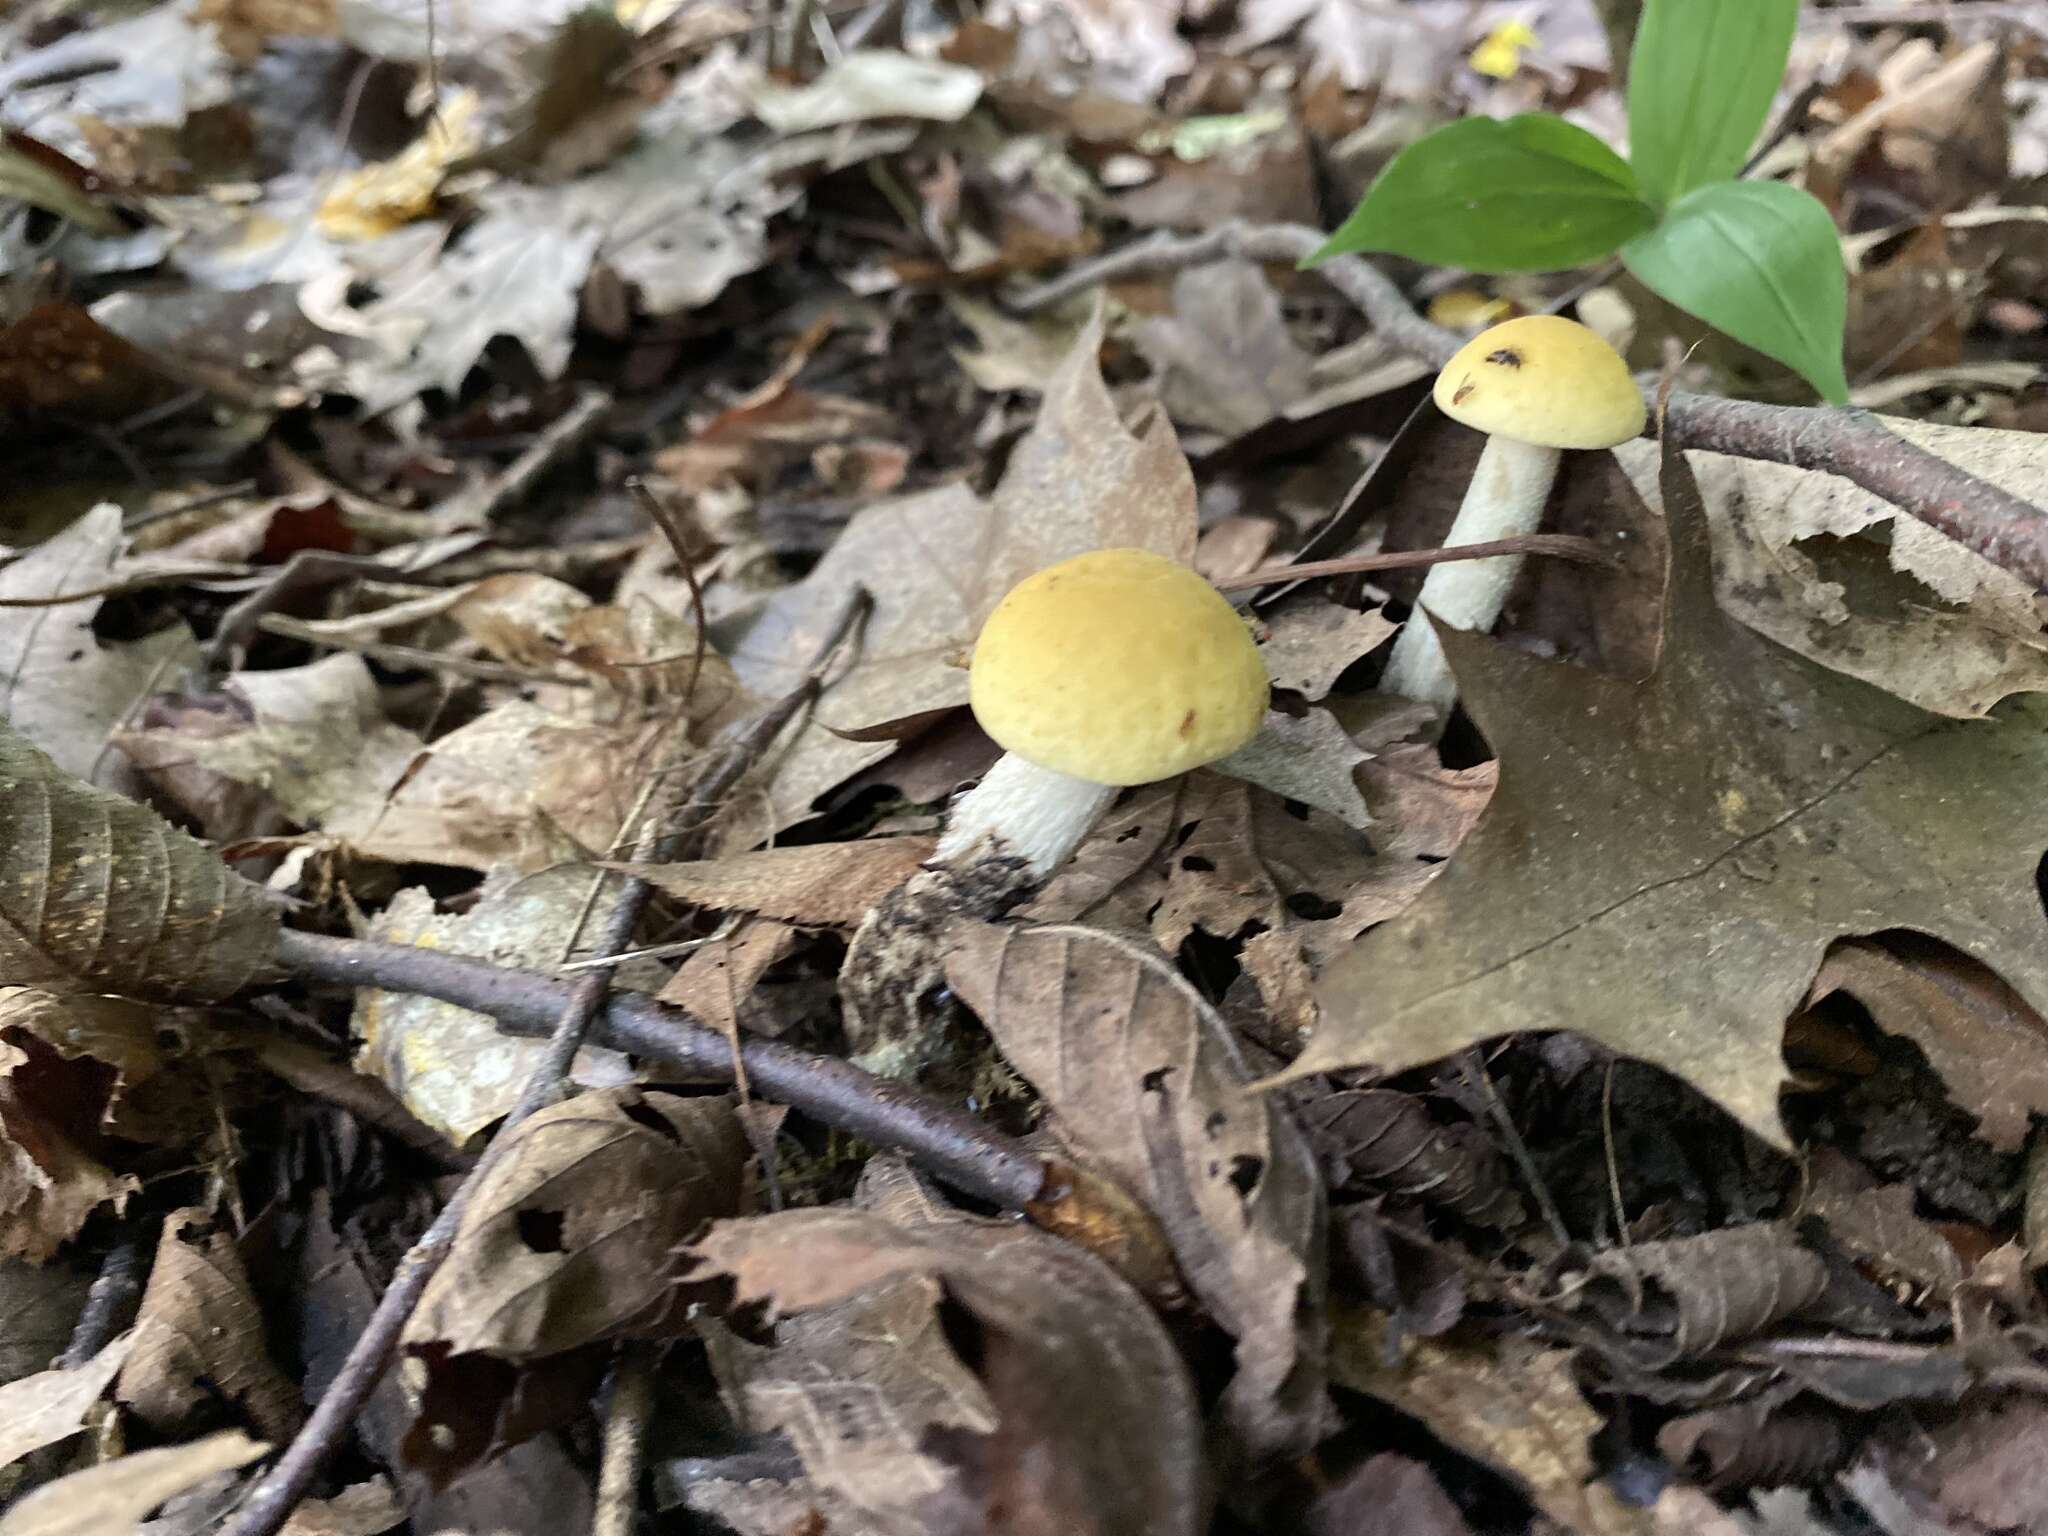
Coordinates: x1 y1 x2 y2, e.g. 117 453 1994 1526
1134 260 1315 438
0 721 279 1004
611 837 937 929
0 1430 267 1536
0 505 199 791
745 51 984 132
657 919 807 1038
730 306 1196 827
407 1088 747 1359
689 1157 1204 1536
1807 938 2048 1154
117 1207 302 1440
1331 1309 1650 1536
1801 1150 1965 1306
0 1335 130 1471
1258 597 1399 702
1212 708 1372 827
1613 438 2048 719
353 868 641 1144
0 1259 90 1384
1297 439 2048 1148
316 90 480 240
276 1479 405 1536
944 921 1330 1458
1572 1223 1828 1367
1229 0 1468 93
1305 1452 1474 1536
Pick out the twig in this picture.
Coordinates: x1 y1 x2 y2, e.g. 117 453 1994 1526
595 1346 658 1536
428 387 614 530
1212 533 1613 592
269 929 1048 1210
229 590 873 1536
1460 1049 1572 1250
1009 223 2048 589
255 613 593 688
628 478 709 711
57 1234 150 1369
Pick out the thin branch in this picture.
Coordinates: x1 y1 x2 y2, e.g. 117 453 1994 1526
595 1346 658 1536
1009 223 2048 590
268 928 1049 1210
428 387 614 530
1212 533 1613 592
58 1234 150 1369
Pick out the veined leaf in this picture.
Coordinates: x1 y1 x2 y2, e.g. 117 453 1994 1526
1627 0 1799 205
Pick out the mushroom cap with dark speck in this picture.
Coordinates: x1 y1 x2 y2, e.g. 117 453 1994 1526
1433 314 1646 450
969 547 1268 786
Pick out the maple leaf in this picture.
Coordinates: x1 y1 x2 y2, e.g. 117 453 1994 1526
1292 440 2048 1147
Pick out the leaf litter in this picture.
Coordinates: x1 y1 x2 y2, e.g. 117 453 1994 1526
2 3 2048 1534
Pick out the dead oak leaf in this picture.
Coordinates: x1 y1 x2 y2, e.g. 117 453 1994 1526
611 836 936 929
729 306 1196 828
1294 441 2048 1149
0 1430 267 1536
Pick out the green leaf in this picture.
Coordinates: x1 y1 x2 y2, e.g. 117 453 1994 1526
1627 0 1799 206
1621 180 1849 403
1307 114 1656 274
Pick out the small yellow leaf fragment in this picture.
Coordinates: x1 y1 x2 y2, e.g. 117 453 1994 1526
318 91 480 240
1469 20 1539 79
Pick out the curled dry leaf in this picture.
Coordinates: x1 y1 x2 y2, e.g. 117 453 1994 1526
0 1430 267 1536
353 868 640 1144
1332 1310 1650 1536
1296 441 2048 1149
0 721 277 1003
730 304 1197 828
1298 1088 1526 1229
1573 1223 1828 1367
611 836 937 929
1807 938 2048 1154
688 1158 1203 1536
0 1334 131 1471
943 920 1331 1459
1656 1400 1852 1493
117 1206 302 1441
407 1088 748 1360
0 505 200 793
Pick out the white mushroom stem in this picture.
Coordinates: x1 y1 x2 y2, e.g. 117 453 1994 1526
935 753 1117 879
1378 434 1562 713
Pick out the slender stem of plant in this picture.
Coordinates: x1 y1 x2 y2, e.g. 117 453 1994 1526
1212 533 1612 592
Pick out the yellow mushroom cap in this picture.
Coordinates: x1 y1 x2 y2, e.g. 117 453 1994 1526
969 548 1268 787
1432 314 1646 450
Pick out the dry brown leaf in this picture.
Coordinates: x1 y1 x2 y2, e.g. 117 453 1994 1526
1259 597 1399 702
276 1479 405 1536
1305 1452 1474 1536
1614 436 2048 719
699 1274 996 1536
688 1157 1203 1536
0 721 278 1004
0 1430 267 1536
1331 1310 1650 1536
408 1088 747 1359
0 506 199 794
1297 441 2048 1148
612 837 936 929
680 1477 892 1536
1212 708 1373 827
943 920 1330 1458
0 1335 130 1471
117 1207 301 1441
352 868 642 1144
0 1260 90 1384
1574 1224 1827 1367
1801 1151 1964 1306
657 919 806 1037
729 305 1196 828
1807 938 2048 1154
1134 260 1314 438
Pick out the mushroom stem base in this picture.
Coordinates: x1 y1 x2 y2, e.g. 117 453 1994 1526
935 753 1118 879
1379 435 1562 713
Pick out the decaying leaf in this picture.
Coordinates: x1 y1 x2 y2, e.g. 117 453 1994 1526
744 51 984 133
1571 1223 1828 1367
0 722 278 1003
1297 441 2048 1147
612 837 937 929
689 1157 1203 1536
1801 1151 1965 1307
407 1088 748 1359
352 868 640 1144
0 1260 90 1384
0 506 199 791
117 1207 302 1440
1212 708 1373 827
1299 1089 1526 1228
1614 436 2048 719
730 306 1196 827
0 1335 130 1471
1332 1310 1650 1536
1134 260 1315 438
0 1430 266 1536
1258 597 1399 702
944 921 1330 1458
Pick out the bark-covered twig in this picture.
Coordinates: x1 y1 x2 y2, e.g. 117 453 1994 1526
595 1346 658 1536
428 386 615 529
1010 223 2048 590
269 928 1049 1209
226 591 872 1536
57 1234 150 1369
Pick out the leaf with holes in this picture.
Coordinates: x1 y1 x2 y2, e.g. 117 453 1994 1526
0 720 277 1004
943 920 1331 1459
